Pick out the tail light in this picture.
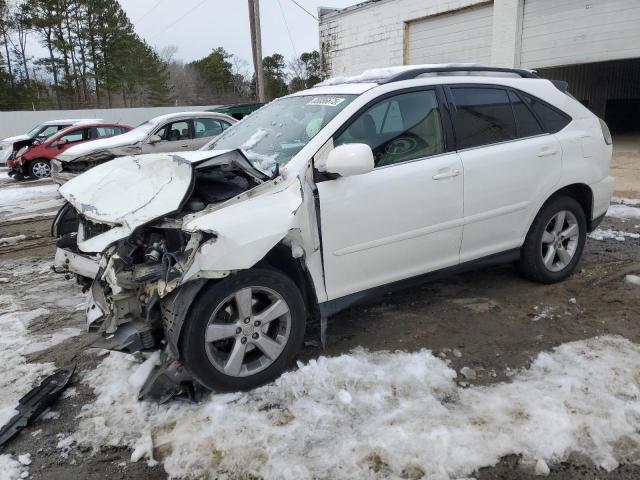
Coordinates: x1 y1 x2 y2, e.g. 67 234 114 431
599 118 612 145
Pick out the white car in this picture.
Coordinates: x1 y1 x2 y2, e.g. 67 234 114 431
50 112 236 185
52 64 613 395
0 118 102 166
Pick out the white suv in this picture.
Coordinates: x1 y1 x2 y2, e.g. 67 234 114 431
52 65 613 395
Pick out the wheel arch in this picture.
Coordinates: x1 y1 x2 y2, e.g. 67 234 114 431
164 241 320 359
546 183 594 231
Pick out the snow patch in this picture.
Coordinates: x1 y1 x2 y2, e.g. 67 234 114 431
0 234 27 246
607 199 640 220
625 275 640 286
71 336 640 479
589 228 640 241
0 454 27 480
0 182 62 221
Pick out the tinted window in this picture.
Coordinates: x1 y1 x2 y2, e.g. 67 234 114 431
508 91 543 138
520 92 571 133
335 90 444 167
451 87 517 149
91 126 125 139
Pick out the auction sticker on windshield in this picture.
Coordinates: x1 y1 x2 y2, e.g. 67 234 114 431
307 96 346 107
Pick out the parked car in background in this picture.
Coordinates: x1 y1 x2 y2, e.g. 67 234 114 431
0 118 103 167
209 103 263 120
52 64 613 395
51 112 236 184
8 122 132 179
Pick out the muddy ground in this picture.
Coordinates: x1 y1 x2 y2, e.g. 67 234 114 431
0 175 639 479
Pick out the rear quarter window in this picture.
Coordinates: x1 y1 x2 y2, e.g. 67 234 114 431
520 92 571 134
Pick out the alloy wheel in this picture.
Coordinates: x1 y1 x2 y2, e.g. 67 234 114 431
204 286 291 378
31 161 51 178
540 210 580 272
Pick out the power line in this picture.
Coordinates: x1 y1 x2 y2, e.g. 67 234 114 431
287 0 317 21
277 0 297 58
133 0 165 25
148 0 208 41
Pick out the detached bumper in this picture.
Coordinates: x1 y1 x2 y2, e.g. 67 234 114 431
53 246 100 279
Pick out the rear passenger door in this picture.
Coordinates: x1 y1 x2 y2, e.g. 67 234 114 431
448 86 563 262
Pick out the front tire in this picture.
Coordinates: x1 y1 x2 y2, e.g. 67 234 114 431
517 195 587 284
181 268 306 392
29 159 51 179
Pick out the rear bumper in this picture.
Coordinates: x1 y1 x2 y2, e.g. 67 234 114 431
591 175 615 220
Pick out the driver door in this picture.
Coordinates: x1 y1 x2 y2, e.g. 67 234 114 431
316 88 464 300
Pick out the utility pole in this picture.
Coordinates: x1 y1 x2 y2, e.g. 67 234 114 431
248 0 265 103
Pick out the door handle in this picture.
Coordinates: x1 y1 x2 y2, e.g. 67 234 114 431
432 168 461 180
536 147 558 157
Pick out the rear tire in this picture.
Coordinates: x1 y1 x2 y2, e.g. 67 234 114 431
181 268 306 392
517 195 587 284
29 159 51 179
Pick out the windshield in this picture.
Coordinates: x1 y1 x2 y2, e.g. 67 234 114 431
203 94 356 174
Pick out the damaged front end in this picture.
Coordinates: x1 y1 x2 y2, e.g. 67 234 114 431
53 149 304 400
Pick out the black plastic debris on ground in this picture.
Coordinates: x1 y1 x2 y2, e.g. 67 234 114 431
0 368 74 447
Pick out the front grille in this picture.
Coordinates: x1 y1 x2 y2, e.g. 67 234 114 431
64 160 104 174
80 216 111 240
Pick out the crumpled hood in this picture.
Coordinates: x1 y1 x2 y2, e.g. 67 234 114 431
59 150 231 252
56 126 153 162
1 134 31 144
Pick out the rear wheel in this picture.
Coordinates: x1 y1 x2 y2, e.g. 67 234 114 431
181 268 306 392
29 159 51 179
517 196 587 284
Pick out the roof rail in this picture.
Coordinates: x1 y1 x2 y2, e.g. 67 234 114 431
381 66 540 83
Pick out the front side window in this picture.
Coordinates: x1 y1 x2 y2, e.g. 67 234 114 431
451 87 516 149
204 94 356 174
57 129 85 145
156 121 191 141
335 90 444 167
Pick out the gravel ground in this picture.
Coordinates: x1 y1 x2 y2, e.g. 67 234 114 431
0 170 639 479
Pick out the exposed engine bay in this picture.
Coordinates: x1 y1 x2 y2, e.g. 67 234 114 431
52 149 306 401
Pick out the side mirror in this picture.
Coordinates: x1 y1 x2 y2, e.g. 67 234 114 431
324 143 374 177
57 139 67 149
148 134 162 144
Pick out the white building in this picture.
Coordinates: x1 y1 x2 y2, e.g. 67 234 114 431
319 0 640 131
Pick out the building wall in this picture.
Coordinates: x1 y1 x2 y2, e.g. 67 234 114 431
0 105 220 140
319 0 489 77
320 0 640 75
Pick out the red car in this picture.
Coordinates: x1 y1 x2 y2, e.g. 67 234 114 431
9 122 132 179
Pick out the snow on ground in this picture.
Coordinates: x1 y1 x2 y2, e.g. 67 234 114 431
625 275 640 286
0 181 62 221
68 335 640 480
0 259 84 428
607 198 640 220
0 454 28 480
589 228 640 241
0 234 27 245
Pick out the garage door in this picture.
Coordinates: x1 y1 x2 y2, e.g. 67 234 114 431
406 3 494 65
521 0 640 68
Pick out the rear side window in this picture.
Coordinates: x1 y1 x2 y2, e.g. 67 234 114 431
520 92 571 133
508 91 544 138
450 87 516 149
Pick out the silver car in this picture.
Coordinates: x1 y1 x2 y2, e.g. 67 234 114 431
51 112 236 184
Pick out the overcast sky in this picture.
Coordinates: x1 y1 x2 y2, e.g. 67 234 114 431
117 0 360 67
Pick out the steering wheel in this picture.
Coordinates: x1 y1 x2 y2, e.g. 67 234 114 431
377 132 429 166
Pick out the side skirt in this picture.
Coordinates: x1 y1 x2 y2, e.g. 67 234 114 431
318 248 521 318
